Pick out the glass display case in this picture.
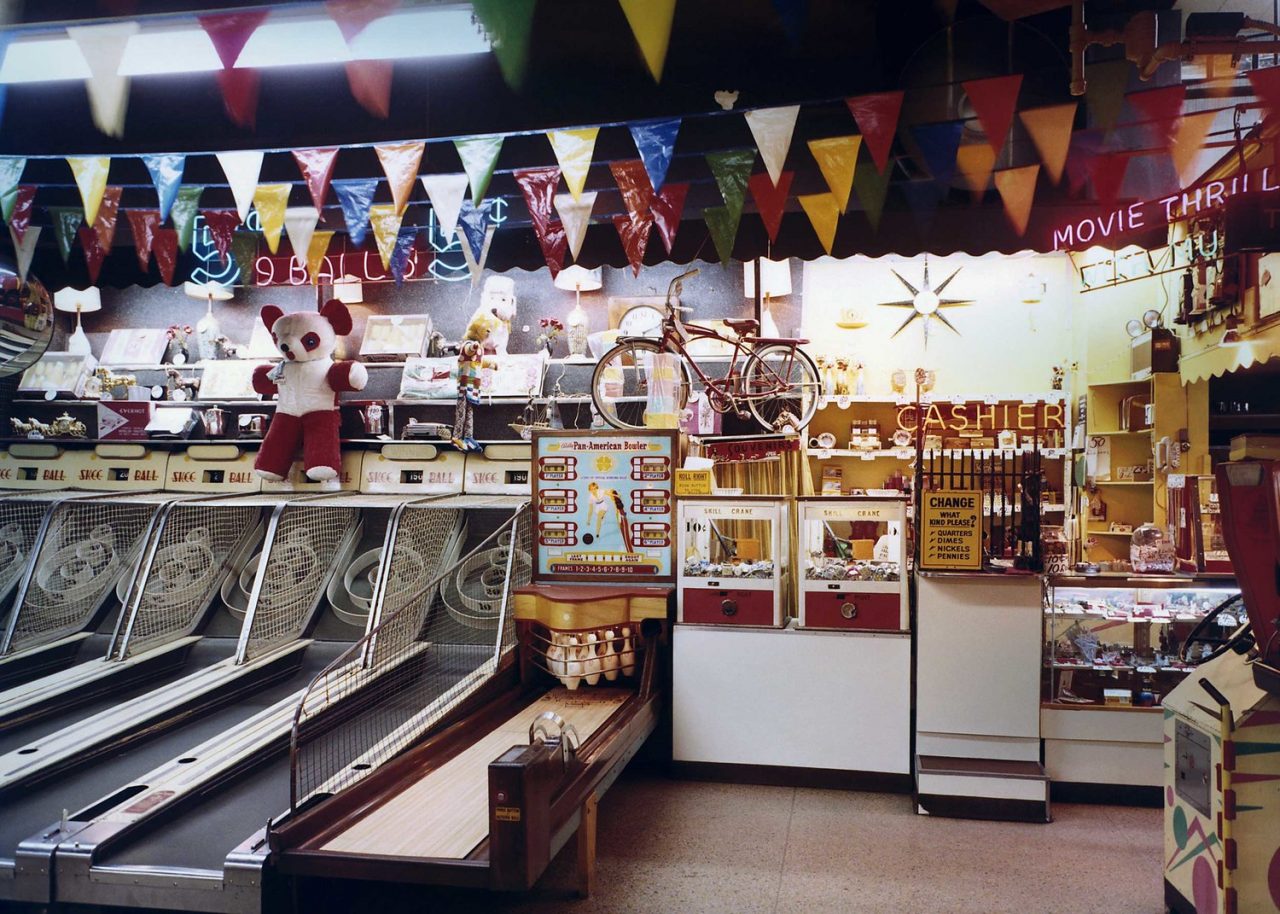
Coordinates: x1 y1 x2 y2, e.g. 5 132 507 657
1042 575 1241 709
1169 474 1232 575
677 496 790 627
796 496 909 631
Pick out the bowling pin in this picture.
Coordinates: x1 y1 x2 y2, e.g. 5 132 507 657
565 636 583 690
547 633 567 687
584 632 602 686
602 629 620 681
620 626 636 676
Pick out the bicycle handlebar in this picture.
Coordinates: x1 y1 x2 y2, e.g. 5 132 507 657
666 268 700 314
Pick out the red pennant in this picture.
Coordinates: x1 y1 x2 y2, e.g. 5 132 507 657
1091 152 1129 204
748 170 792 243
292 148 339 214
93 186 123 250
8 185 36 242
613 211 653 277
1126 84 1185 144
651 182 689 254
199 11 268 128
201 209 241 264
77 226 108 284
1065 129 1105 196
152 227 179 284
610 159 654 225
127 209 162 272
326 0 399 42
1250 66 1280 122
215 68 259 129
845 91 903 174
961 74 1023 157
345 59 393 118
513 166 567 277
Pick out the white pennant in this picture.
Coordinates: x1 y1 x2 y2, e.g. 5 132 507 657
457 224 495 286
283 207 319 270
744 105 800 187
554 190 596 262
67 23 139 138
10 225 39 282
216 151 265 223
420 173 469 243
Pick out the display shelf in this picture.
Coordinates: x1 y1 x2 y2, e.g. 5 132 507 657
1086 378 1151 388
1040 702 1163 713
1088 428 1151 436
816 391 1066 409
1093 480 1153 486
1085 529 1135 537
812 447 1070 460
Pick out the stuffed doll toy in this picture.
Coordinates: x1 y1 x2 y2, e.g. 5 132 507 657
453 312 498 452
252 299 368 481
466 275 517 356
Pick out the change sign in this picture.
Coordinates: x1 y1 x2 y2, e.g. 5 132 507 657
921 490 982 571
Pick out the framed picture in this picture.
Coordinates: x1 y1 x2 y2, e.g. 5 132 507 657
200 360 267 400
1257 253 1280 323
99 328 168 366
359 314 432 361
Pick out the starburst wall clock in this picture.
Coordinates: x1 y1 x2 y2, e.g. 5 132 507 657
877 258 974 345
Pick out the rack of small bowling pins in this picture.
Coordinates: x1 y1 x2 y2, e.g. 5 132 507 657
529 625 638 690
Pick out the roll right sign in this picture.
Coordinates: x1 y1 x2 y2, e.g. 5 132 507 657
920 490 982 571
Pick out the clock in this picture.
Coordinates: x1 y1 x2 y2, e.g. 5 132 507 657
617 303 665 338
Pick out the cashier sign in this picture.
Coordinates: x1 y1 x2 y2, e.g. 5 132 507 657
921 490 982 570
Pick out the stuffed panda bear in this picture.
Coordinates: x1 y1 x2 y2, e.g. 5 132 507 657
251 299 368 482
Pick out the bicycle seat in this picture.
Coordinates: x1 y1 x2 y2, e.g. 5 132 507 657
723 318 759 335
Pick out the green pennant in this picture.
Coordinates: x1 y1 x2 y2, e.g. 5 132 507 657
853 148 892 230
472 0 536 89
171 185 204 253
0 157 25 222
230 230 259 286
48 207 84 265
703 205 741 265
705 149 755 221
454 136 504 205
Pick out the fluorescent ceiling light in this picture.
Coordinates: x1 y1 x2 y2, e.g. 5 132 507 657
0 5 488 84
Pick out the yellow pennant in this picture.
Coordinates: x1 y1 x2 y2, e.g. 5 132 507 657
955 144 996 201
369 203 404 271
1171 111 1217 185
253 183 292 255
618 0 676 82
807 136 861 212
1017 103 1077 184
306 230 335 284
67 156 110 225
547 128 599 202
993 165 1040 237
798 192 840 255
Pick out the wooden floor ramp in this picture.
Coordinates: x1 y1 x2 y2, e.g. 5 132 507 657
915 755 1050 823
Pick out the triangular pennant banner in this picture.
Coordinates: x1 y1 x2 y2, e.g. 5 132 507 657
911 121 964 186
618 0 676 82
614 211 654 276
92 185 123 250
389 227 418 286
455 135 503 206
1086 59 1130 133
375 141 424 215
67 156 110 225
745 105 800 187
420 173 469 243
961 74 1022 157
67 22 138 138
547 128 598 202
332 178 378 246
344 60 393 118
172 185 205 253
955 144 996 200
457 222 495 285
253 184 291 255
471 0 537 89
1065 128 1106 195
701 206 739 265
142 154 185 222
306 230 335 284
202 209 241 264
629 119 680 192
126 209 162 272
1126 84 1185 144
611 159 654 225
216 151 264 223
1091 152 1129 204
807 136 861 212
1018 104 1077 184
230 231 258 285
10 225 38 283
7 185 35 243
748 170 792 244
284 206 319 268
514 166 567 277
845 91 904 174
152 227 179 284
797 193 839 255
199 11 269 129
554 191 596 261
1248 65 1280 122
368 203 404 270
901 180 946 239
293 148 339 215
852 154 891 230
1171 111 1217 184
78 226 108 284
993 164 1040 237
651 182 688 255
0 158 24 223
48 207 84 265
326 0 398 42
706 149 755 220
456 199 495 263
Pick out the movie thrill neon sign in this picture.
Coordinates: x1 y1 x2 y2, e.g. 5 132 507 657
1051 166 1280 250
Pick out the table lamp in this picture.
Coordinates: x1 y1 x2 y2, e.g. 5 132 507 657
53 286 102 356
333 274 365 305
554 265 602 358
184 280 234 361
744 258 790 338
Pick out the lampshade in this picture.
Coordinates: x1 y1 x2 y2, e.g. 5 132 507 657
1220 314 1244 347
53 286 102 314
333 274 365 304
183 280 234 301
553 265 603 292
744 258 792 299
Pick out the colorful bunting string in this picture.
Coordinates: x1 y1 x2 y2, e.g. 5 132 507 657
7 185 35 243
1018 104 1076 185
651 182 688 255
368 203 404 269
172 185 205 253
745 106 800 188
961 74 1022 157
0 158 25 223
293 148 340 214
807 136 860 212
994 165 1039 236
217 151 264 223
630 119 680 192
705 149 755 220
332 178 378 246
67 157 110 226
845 91 904 174
554 191 596 261
153 227 179 284
199 10 269 128
614 211 654 275
126 209 162 272
420 173 469 243
548 128 599 202
455 136 503 205
67 23 138 138
797 193 839 255
252 183 291 254
375 141 425 215
10 225 38 283
48 207 84 266
749 171 792 244
618 0 677 82
143 154 186 222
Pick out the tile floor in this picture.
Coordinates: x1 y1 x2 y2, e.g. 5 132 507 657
297 771 1165 914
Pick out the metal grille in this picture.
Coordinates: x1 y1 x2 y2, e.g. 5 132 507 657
241 504 359 662
3 498 159 654
289 504 530 810
117 503 262 659
0 495 51 609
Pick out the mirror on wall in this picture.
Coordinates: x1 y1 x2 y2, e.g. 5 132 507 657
0 263 54 378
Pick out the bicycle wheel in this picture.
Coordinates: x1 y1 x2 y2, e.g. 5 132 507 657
591 339 691 430
743 344 821 432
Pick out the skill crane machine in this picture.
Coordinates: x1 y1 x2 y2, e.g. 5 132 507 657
1163 455 1280 914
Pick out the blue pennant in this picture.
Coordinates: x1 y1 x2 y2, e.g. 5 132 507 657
142 154 185 223
911 121 965 187
332 178 379 247
457 198 495 262
629 119 681 193
389 226 418 286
